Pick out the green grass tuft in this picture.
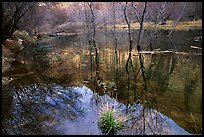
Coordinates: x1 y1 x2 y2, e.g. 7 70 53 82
98 103 129 135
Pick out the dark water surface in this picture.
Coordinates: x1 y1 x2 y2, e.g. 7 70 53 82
2 29 202 134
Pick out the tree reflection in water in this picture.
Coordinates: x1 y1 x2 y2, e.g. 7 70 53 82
146 53 177 94
2 28 202 134
2 73 85 135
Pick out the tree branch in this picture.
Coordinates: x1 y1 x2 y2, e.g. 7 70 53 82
168 2 187 36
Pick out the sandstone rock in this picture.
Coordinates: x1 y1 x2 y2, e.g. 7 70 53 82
2 44 15 73
13 30 36 46
3 39 23 56
2 44 13 57
17 38 23 45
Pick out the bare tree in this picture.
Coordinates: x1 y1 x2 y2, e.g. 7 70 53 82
2 2 35 43
84 2 91 43
168 2 187 36
102 11 108 45
123 2 132 105
146 2 170 50
123 2 133 72
127 2 148 134
137 3 148 134
20 4 47 35
87 2 96 42
87 2 100 81
132 2 148 93
112 3 119 66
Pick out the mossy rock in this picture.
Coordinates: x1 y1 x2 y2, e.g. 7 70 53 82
13 30 36 45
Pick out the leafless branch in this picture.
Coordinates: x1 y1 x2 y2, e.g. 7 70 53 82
168 2 187 36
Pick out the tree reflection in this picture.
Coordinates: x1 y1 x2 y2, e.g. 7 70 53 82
2 62 85 135
146 53 177 94
2 85 13 135
183 62 200 113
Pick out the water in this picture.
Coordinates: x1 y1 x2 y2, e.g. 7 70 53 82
2 29 202 134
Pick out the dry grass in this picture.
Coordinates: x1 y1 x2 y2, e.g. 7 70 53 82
108 20 202 31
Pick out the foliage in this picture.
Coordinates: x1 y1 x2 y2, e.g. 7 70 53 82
97 80 116 95
98 103 129 135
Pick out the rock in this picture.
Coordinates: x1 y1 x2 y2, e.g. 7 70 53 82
2 57 11 73
191 45 202 50
33 36 37 39
2 77 14 86
3 39 23 55
2 44 13 57
53 86 191 135
13 30 36 46
10 35 19 41
194 36 202 42
2 44 15 73
17 38 23 45
37 33 48 40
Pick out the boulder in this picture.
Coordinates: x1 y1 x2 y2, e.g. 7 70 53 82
13 30 36 46
3 39 23 56
2 44 14 73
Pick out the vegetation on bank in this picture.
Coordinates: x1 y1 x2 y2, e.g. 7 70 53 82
108 20 202 31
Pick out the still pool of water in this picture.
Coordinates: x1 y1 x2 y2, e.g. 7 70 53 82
2 29 202 135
